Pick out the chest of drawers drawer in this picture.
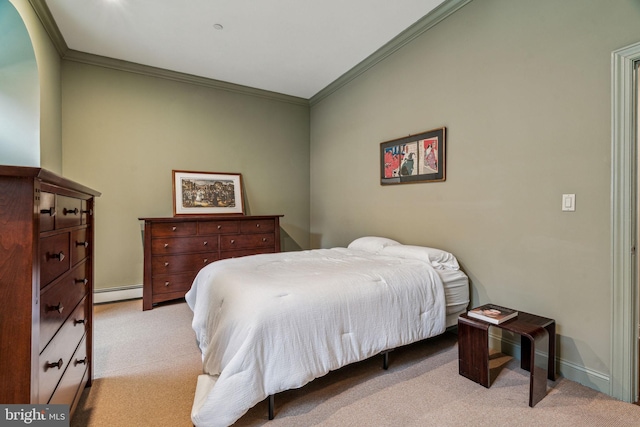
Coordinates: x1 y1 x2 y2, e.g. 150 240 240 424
40 233 71 287
151 221 197 237
152 252 218 275
49 334 88 407
38 298 88 404
56 196 82 229
40 261 90 352
71 228 90 265
240 219 275 233
151 271 198 295
198 220 240 234
220 233 276 250
151 236 218 254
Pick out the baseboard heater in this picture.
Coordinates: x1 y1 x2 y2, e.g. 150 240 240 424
94 285 143 304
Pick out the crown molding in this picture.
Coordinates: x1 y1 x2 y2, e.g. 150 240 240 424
28 0 68 56
62 49 309 106
309 0 473 106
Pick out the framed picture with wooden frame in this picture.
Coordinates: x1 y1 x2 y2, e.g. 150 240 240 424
172 170 244 216
380 127 446 185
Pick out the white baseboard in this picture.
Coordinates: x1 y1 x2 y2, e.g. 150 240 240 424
94 285 143 304
489 333 610 396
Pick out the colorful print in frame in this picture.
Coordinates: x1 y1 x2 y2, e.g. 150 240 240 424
173 170 244 216
380 127 446 185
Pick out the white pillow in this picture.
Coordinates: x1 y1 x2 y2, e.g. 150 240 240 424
347 236 401 253
381 244 460 270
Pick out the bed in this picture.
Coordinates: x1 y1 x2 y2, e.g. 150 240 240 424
185 237 469 427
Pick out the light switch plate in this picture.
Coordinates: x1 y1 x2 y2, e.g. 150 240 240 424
562 194 575 211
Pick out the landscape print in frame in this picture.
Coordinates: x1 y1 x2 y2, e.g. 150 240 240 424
172 170 244 216
380 127 446 185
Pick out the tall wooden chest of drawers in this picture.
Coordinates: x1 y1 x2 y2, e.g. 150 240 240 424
0 166 100 415
140 215 282 310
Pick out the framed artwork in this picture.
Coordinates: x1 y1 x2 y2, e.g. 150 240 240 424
172 170 244 216
380 127 446 185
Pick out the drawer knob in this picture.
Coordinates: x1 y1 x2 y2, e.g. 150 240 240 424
40 207 56 216
76 241 89 248
47 302 64 314
63 207 79 216
164 281 170 287
262 238 267 242
49 251 65 262
75 278 89 285
81 208 93 216
172 226 177 231
74 318 86 325
164 243 169 248
164 262 169 267
75 357 87 366
203 241 208 246
203 259 208 263
217 225 222 229
230 239 235 244
46 359 63 370
256 224 260 228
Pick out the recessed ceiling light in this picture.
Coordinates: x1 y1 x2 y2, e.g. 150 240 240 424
213 24 224 30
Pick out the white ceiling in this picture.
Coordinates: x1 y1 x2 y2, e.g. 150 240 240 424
44 0 447 99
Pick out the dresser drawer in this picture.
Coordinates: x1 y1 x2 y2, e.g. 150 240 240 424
38 299 88 404
49 334 88 406
198 220 240 235
40 233 71 287
39 191 56 232
152 272 197 295
151 236 218 254
71 228 90 265
56 196 82 229
220 233 276 250
240 219 275 234
40 261 90 352
151 221 197 237
152 252 218 275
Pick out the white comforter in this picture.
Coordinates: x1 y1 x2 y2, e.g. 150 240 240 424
185 247 446 427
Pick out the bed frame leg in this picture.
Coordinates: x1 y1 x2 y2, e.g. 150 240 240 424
268 395 275 420
381 349 395 370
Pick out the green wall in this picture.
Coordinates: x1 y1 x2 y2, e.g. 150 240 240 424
61 61 310 293
310 0 640 393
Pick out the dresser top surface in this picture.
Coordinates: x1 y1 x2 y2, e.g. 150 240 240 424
0 165 101 197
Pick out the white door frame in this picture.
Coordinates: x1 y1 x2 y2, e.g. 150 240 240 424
611 40 640 402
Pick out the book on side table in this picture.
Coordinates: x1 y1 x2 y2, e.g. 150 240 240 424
467 304 518 324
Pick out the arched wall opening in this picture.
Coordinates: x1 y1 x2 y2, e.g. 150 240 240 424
0 0 39 166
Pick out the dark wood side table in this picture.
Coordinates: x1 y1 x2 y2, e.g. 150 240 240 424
458 309 556 407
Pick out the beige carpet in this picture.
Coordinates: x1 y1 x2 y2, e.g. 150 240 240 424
72 299 640 426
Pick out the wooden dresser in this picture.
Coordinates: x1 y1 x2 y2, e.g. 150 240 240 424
0 166 100 414
140 215 282 310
